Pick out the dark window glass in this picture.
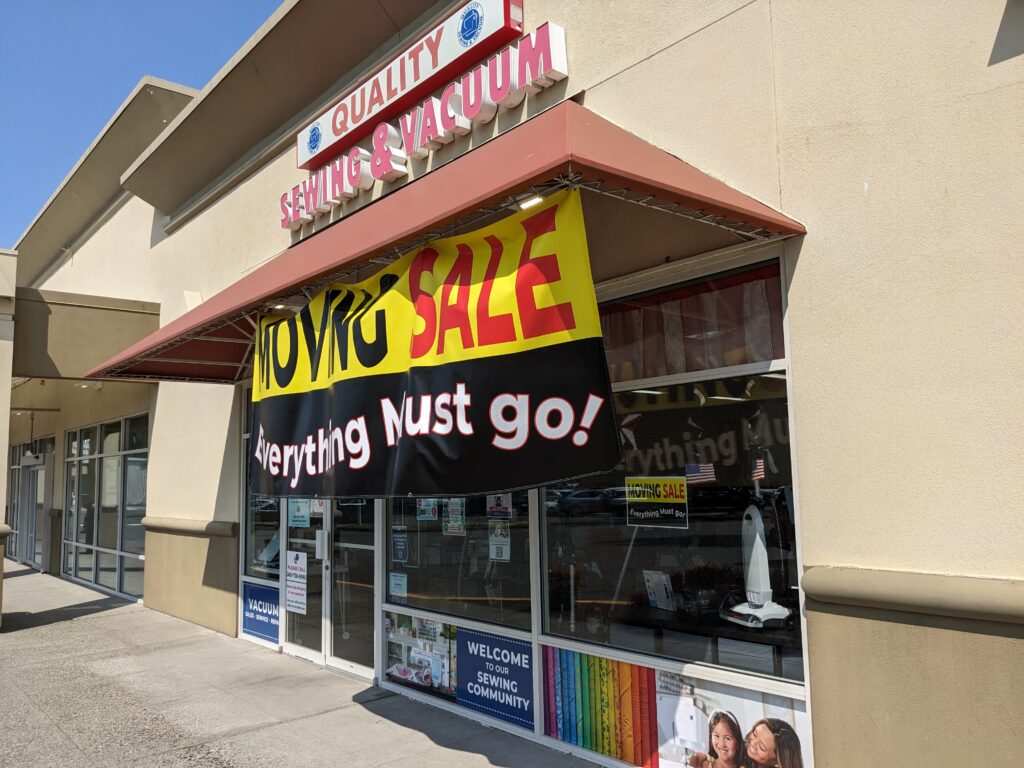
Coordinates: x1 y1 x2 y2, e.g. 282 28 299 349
76 459 96 545
120 556 144 598
64 463 77 542
100 422 121 454
243 433 280 581
126 415 149 451
97 551 117 590
121 453 147 554
80 426 98 457
66 431 79 459
97 456 120 549
543 373 802 680
245 495 280 580
76 546 95 582
332 499 375 667
601 262 784 383
387 493 531 630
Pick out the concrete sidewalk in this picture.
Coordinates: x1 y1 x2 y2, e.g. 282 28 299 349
0 559 590 768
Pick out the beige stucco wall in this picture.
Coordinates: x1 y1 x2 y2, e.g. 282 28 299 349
31 1 1024 574
15 3 1023 757
552 3 1023 762
144 527 238 636
37 145 303 535
806 601 1024 764
772 0 1024 580
528 0 1024 580
40 196 163 302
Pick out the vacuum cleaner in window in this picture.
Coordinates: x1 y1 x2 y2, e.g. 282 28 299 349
720 504 791 629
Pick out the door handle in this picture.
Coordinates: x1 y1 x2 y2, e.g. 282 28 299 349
315 528 328 561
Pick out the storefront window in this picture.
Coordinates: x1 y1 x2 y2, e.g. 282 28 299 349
244 493 280 580
64 415 148 597
121 453 147 554
543 373 802 681
242 394 280 581
601 263 784 383
386 493 531 630
76 458 96 545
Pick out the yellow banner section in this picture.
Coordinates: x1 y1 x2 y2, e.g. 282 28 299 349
254 189 598 401
624 476 688 504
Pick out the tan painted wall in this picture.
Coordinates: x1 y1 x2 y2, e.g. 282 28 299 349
772 0 1024 580
37 2 1024 578
40 196 164 302
528 0 1024 580
147 383 241 524
806 601 1024 763
19 1 1024 750
143 528 238 636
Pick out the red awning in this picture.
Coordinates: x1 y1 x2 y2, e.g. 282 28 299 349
88 100 804 383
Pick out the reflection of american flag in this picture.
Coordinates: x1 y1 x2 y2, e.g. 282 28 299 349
685 463 716 484
751 457 766 480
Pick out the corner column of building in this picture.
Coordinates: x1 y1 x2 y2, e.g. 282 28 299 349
0 249 15 620
142 383 242 636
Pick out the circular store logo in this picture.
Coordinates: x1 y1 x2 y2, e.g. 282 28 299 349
307 122 323 154
458 2 484 48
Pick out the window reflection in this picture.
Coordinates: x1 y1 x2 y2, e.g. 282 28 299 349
543 374 802 680
387 493 531 630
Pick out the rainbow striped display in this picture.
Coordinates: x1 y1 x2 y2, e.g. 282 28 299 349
543 646 659 767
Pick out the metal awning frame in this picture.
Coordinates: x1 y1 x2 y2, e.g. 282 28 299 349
110 174 782 385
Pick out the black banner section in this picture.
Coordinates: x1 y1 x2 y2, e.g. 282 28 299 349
250 338 621 497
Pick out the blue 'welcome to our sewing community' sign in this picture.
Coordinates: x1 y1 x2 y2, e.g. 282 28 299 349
456 627 533 728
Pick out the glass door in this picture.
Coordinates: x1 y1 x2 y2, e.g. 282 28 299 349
18 468 37 564
17 461 48 568
328 498 377 675
282 498 329 663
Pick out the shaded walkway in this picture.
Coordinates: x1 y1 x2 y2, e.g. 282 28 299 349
0 559 591 767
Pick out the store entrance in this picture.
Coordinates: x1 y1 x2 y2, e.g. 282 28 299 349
281 498 378 676
16 454 51 569
329 499 376 673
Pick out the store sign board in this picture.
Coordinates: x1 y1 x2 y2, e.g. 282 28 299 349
251 189 620 497
457 628 533 728
625 476 689 529
241 582 280 643
279 19 567 230
296 0 523 171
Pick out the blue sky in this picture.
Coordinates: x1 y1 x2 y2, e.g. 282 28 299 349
0 0 282 247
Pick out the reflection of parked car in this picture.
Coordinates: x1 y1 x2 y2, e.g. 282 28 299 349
543 489 566 513
557 488 627 517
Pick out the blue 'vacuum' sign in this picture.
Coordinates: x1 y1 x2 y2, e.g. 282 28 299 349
242 582 279 643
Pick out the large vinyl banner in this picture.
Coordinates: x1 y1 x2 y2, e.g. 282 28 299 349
250 189 620 497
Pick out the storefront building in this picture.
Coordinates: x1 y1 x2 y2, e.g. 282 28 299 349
4 2 1023 765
